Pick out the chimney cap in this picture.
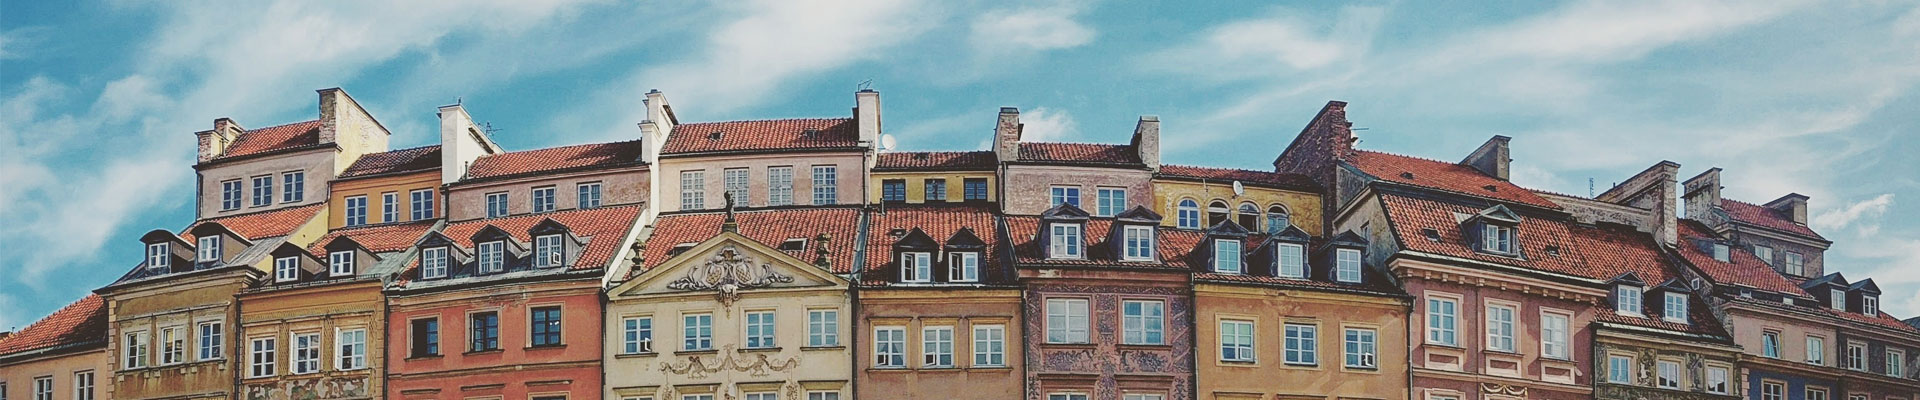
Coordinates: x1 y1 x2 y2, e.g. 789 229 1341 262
647 89 662 94
1139 115 1160 122
999 107 1019 114
857 88 878 93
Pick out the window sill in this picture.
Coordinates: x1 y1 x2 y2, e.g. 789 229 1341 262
525 344 566 350
463 349 503 356
678 349 719 356
1118 343 1171 350
968 365 1011 371
1219 360 1258 366
1041 342 1095 348
740 346 782 353
867 367 912 372
614 352 658 359
405 354 443 361
802 345 845 351
918 366 961 372
1281 362 1320 368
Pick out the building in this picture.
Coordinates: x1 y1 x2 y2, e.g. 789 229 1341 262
384 205 644 400
443 105 647 223
326 145 444 229
855 204 1024 399
0 295 110 400
604 206 863 400
195 88 390 220
872 151 998 204
1150 164 1322 235
993 108 1160 216
646 89 878 213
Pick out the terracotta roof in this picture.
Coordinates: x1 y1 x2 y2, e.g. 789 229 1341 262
876 151 996 171
1016 142 1142 165
861 204 1007 285
1158 164 1320 191
636 207 864 275
213 120 324 161
0 294 106 357
1721 199 1824 239
1377 194 1587 277
464 140 645 181
1594 294 1728 337
183 203 326 241
1004 216 1181 269
661 119 860 155
307 220 440 256
435 205 642 272
339 145 441 179
1725 296 1920 336
1676 220 1811 297
1348 150 1559 209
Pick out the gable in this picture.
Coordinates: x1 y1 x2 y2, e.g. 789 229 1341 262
612 232 845 298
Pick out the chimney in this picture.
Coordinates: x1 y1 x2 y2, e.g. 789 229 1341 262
856 89 881 150
1131 115 1160 172
197 118 245 162
1461 135 1511 180
994 107 1022 163
316 88 391 161
1682 168 1723 224
639 89 676 164
1596 161 1682 245
1763 193 1810 225
438 103 502 185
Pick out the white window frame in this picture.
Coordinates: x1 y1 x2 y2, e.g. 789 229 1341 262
900 252 931 283
1706 365 1730 394
197 320 223 360
1785 252 1804 276
1664 292 1689 324
1048 394 1089 400
274 256 299 283
477 241 504 274
1712 243 1730 262
1121 300 1164 345
1283 323 1318 366
767 166 793 206
1847 341 1867 370
1482 224 1514 253
1485 304 1516 353
1277 243 1305 278
1344 328 1377 368
1763 331 1781 358
344 195 367 226
1121 225 1154 261
410 188 435 220
1050 186 1080 208
874 326 906 368
251 175 273 207
248 337 276 378
622 316 653 354
1807 387 1829 400
1046 298 1090 344
281 171 304 203
1807 336 1826 365
1754 245 1773 264
197 236 221 262
744 310 775 349
1657 359 1682 389
1176 199 1200 229
681 170 706 210
72 370 93 400
1213 239 1241 274
1049 223 1082 259
1607 354 1633 384
1761 381 1784 400
291 332 320 375
336 328 366 370
1889 349 1906 378
922 325 954 368
1096 187 1126 216
1220 319 1255 362
531 186 557 213
329 250 354 276
420 247 449 279
1863 295 1878 316
1426 295 1459 346
485 192 509 218
1616 285 1643 315
806 392 841 400
32 377 49 400
811 165 836 205
807 309 838 347
722 168 749 206
221 180 243 210
535 234 564 268
1335 248 1362 283
382 191 400 222
123 331 149 369
146 242 169 270
159 326 184 365
973 324 1006 367
1541 311 1571 360
576 182 602 209
949 252 979 282
1831 289 1847 311
682 313 713 351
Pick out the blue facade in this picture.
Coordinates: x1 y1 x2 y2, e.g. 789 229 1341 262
1746 365 1839 400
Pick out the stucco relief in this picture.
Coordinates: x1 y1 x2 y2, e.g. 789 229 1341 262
1023 284 1194 400
666 245 796 308
656 344 810 400
243 376 370 400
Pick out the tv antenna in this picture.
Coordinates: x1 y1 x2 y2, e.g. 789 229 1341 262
481 122 504 136
857 79 873 91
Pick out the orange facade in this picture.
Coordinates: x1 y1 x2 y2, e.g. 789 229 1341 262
386 281 603 400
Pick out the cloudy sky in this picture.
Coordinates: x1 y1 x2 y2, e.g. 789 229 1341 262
3 0 1916 328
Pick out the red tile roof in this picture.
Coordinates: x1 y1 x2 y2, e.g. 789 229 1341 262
1348 150 1559 209
1825 307 1920 334
661 119 860 155
861 204 1005 284
1158 164 1320 191
307 220 440 256
1676 221 1811 297
464 140 646 181
339 145 441 179
183 203 326 241
1016 142 1142 165
637 207 864 275
435 205 643 272
876 151 996 171
1725 296 1920 336
0 294 106 356
214 120 324 161
1378 194 1587 277
1005 216 1181 269
1722 199 1824 239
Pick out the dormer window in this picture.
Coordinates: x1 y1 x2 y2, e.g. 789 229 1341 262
1277 243 1305 278
477 241 504 274
1864 295 1878 315
1616 286 1643 315
1049 223 1082 259
198 236 221 263
1712 243 1730 262
1481 224 1514 254
420 247 449 279
274 256 299 282
1334 248 1362 283
1213 239 1242 274
949 252 979 282
900 252 931 283
1122 225 1154 261
147 242 170 270
535 235 564 268
329 251 354 276
1831 289 1846 311
1663 292 1688 324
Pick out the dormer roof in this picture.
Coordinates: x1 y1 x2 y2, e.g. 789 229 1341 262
893 228 939 250
1326 230 1368 248
1849 279 1881 295
1609 272 1646 287
858 204 1008 286
1113 205 1163 224
185 223 254 247
1269 225 1311 243
1040 203 1091 221
1467 204 1522 225
390 204 644 290
1800 272 1850 291
1204 220 1250 238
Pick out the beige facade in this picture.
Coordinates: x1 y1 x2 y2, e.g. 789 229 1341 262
1151 178 1323 235
869 171 996 204
446 166 649 221
102 270 257 400
198 149 339 219
1194 283 1409 400
0 349 109 400
234 280 387 400
658 152 868 211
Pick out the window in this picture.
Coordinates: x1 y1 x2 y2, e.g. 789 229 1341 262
1266 205 1291 234
811 165 836 205
382 192 399 222
880 179 906 202
1122 225 1154 261
533 234 566 268
420 247 448 279
1123 395 1163 400
577 183 602 209
1807 388 1829 400
1237 203 1260 231
477 241 503 274
32 377 49 400
1542 312 1569 359
681 170 705 209
251 175 273 206
922 326 954 368
1712 243 1730 262
1616 286 1643 315
411 189 435 219
1177 199 1200 229
1890 349 1906 377
1345 328 1377 368
1049 394 1089 400
1096 188 1125 216
410 318 438 357
1486 304 1516 352
531 306 563 347
1427 297 1458 346
808 392 841 400
1763 331 1781 358
1122 300 1164 345
974 325 1005 367
1755 245 1773 264
685 396 715 400
1807 336 1825 365
1220 320 1255 362
768 166 794 206
1864 295 1878 315
146 242 169 270
1278 243 1305 278
470 312 499 351
486 192 509 218
744 394 776 400
1607 355 1633 383
925 179 947 201
1482 224 1514 254
160 327 183 365
950 252 979 282
1284 324 1318 365
1657 360 1681 389
963 178 988 201
274 256 299 283
1761 381 1783 400
248 337 275 377
807 309 838 347
900 252 931 283
1046 298 1090 343
1213 239 1241 274
874 326 906 368
72 371 93 400
1829 289 1848 312
329 251 354 276
280 171 304 203
1335 248 1362 283
1208 201 1229 226
1848 342 1866 370
532 186 556 213
682 313 712 351
337 329 366 370
291 333 320 374
1664 292 1688 323
197 321 223 360
1706 366 1729 394
344 195 367 226
1050 186 1080 207
623 317 653 353
745 311 775 349
1785 252 1804 276
723 168 749 205
221 180 242 210
1049 223 1082 258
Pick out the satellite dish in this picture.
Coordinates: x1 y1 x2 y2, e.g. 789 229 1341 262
879 134 897 152
1231 181 1245 197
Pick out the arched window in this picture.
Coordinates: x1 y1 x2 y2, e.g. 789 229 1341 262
1208 200 1230 227
1266 205 1291 234
1237 203 1260 231
1177 199 1201 229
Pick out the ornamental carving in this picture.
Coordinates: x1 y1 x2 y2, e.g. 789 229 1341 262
244 376 369 400
659 344 802 379
1481 382 1527 396
666 245 795 306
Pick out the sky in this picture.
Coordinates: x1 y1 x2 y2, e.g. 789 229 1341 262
2 0 1917 329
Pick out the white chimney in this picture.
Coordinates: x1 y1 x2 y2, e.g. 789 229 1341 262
856 89 881 150
438 104 502 185
640 89 676 163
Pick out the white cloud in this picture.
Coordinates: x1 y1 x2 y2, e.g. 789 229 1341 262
970 5 1095 52
1813 193 1894 233
1143 5 1382 82
1436 0 1807 65
1016 107 1080 142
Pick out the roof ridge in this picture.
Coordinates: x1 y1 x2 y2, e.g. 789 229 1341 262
485 138 643 156
241 119 322 133
1356 149 1461 167
188 202 327 226
680 117 853 125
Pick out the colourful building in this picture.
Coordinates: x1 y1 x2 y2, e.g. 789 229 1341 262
194 88 390 220
1150 165 1322 235
644 89 877 214
855 204 1025 399
872 151 998 204
326 145 444 229
0 295 109 400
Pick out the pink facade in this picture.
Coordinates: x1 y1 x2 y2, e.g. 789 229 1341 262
387 282 604 400
657 152 867 211
1000 166 1153 216
446 167 649 221
1404 271 1598 400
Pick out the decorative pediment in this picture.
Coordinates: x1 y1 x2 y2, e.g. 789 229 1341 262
665 245 796 293
1468 204 1523 225
187 223 255 247
611 232 847 302
1204 220 1250 238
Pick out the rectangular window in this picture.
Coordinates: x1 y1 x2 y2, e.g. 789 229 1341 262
420 247 449 279
1046 298 1090 343
767 166 794 206
1785 252 1804 276
477 241 503 274
1427 297 1458 346
1122 395 1162 400
1608 355 1633 383
811 165 836 205
274 256 299 282
1213 239 1241 274
1050 186 1080 207
32 377 48 400
1122 300 1164 345
532 186 556 213
411 188 435 220
1344 328 1376 368
536 234 565 268
1486 304 1515 352
248 337 275 377
900 252 931 283
1096 187 1125 216
160 326 183 365
72 371 93 400
1807 388 1829 400
486 192 509 218
1050 223 1082 258
1482 224 1514 253
1847 342 1865 370
1284 323 1318 365
411 318 438 357
963 178 989 201
1220 320 1255 362
1049 394 1089 400
1889 350 1905 377
146 242 169 270
470 312 499 352
336 329 366 370
251 175 273 207
808 393 840 400
1831 288 1847 311
197 321 223 360
531 306 563 347
292 333 320 374
1617 286 1643 315
1713 243 1730 262
382 192 399 223
1864 296 1878 316
881 179 906 202
973 325 1005 367
950 252 979 282
329 251 354 276
922 326 954 368
1807 336 1825 365
222 180 243 210
723 168 749 205
745 311 775 349
1755 245 1773 264
577 182 602 209
1122 225 1154 261
281 171 303 203
1542 312 1570 359
682 313 713 351
681 170 705 210
1657 360 1681 389
874 326 906 368
1278 243 1305 278
1762 381 1783 400
808 309 838 347
623 316 654 353
925 179 947 202
1706 366 1729 394
1335 248 1362 283
685 396 715 400
1763 331 1781 358
344 195 367 226
743 394 776 400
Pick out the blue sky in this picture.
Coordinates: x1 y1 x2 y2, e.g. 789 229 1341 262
3 0 1917 329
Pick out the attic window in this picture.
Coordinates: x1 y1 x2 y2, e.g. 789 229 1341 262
1483 185 1498 192
913 153 932 160
1711 243 1730 262
1420 228 1442 242
1481 224 1515 254
1544 245 1561 257
1400 172 1415 179
707 131 724 140
888 228 909 238
801 128 820 136
147 242 171 270
669 243 697 257
779 238 807 251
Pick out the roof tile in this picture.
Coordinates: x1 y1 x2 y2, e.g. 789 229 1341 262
183 203 326 241
0 294 106 356
1349 150 1559 209
1158 164 1320 191
213 120 324 161
1677 220 1811 297
1722 199 1824 239
465 140 645 181
1005 216 1181 269
1016 142 1142 165
876 151 996 171
662 119 860 155
340 145 441 179
307 220 440 256
637 207 863 275
861 204 1007 285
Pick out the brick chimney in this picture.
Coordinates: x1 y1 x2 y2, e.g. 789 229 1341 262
438 103 502 185
1461 135 1511 180
1595 161 1682 245
856 89 881 151
1272 101 1354 229
1682 167 1723 223
993 107 1022 163
196 118 245 163
1763 193 1810 225
639 89 677 164
1131 115 1160 172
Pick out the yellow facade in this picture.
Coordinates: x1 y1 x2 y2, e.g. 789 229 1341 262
869 171 996 204
1151 178 1323 235
327 171 439 229
234 280 387 400
1193 283 1409 400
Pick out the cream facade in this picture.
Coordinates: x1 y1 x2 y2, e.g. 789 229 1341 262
446 166 650 221
195 88 391 219
0 349 109 400
657 152 869 211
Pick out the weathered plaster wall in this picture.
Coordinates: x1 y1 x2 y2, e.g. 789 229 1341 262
856 288 1025 400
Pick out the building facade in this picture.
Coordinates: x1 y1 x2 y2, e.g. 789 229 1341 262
0 295 109 400
872 151 999 204
856 204 1025 399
